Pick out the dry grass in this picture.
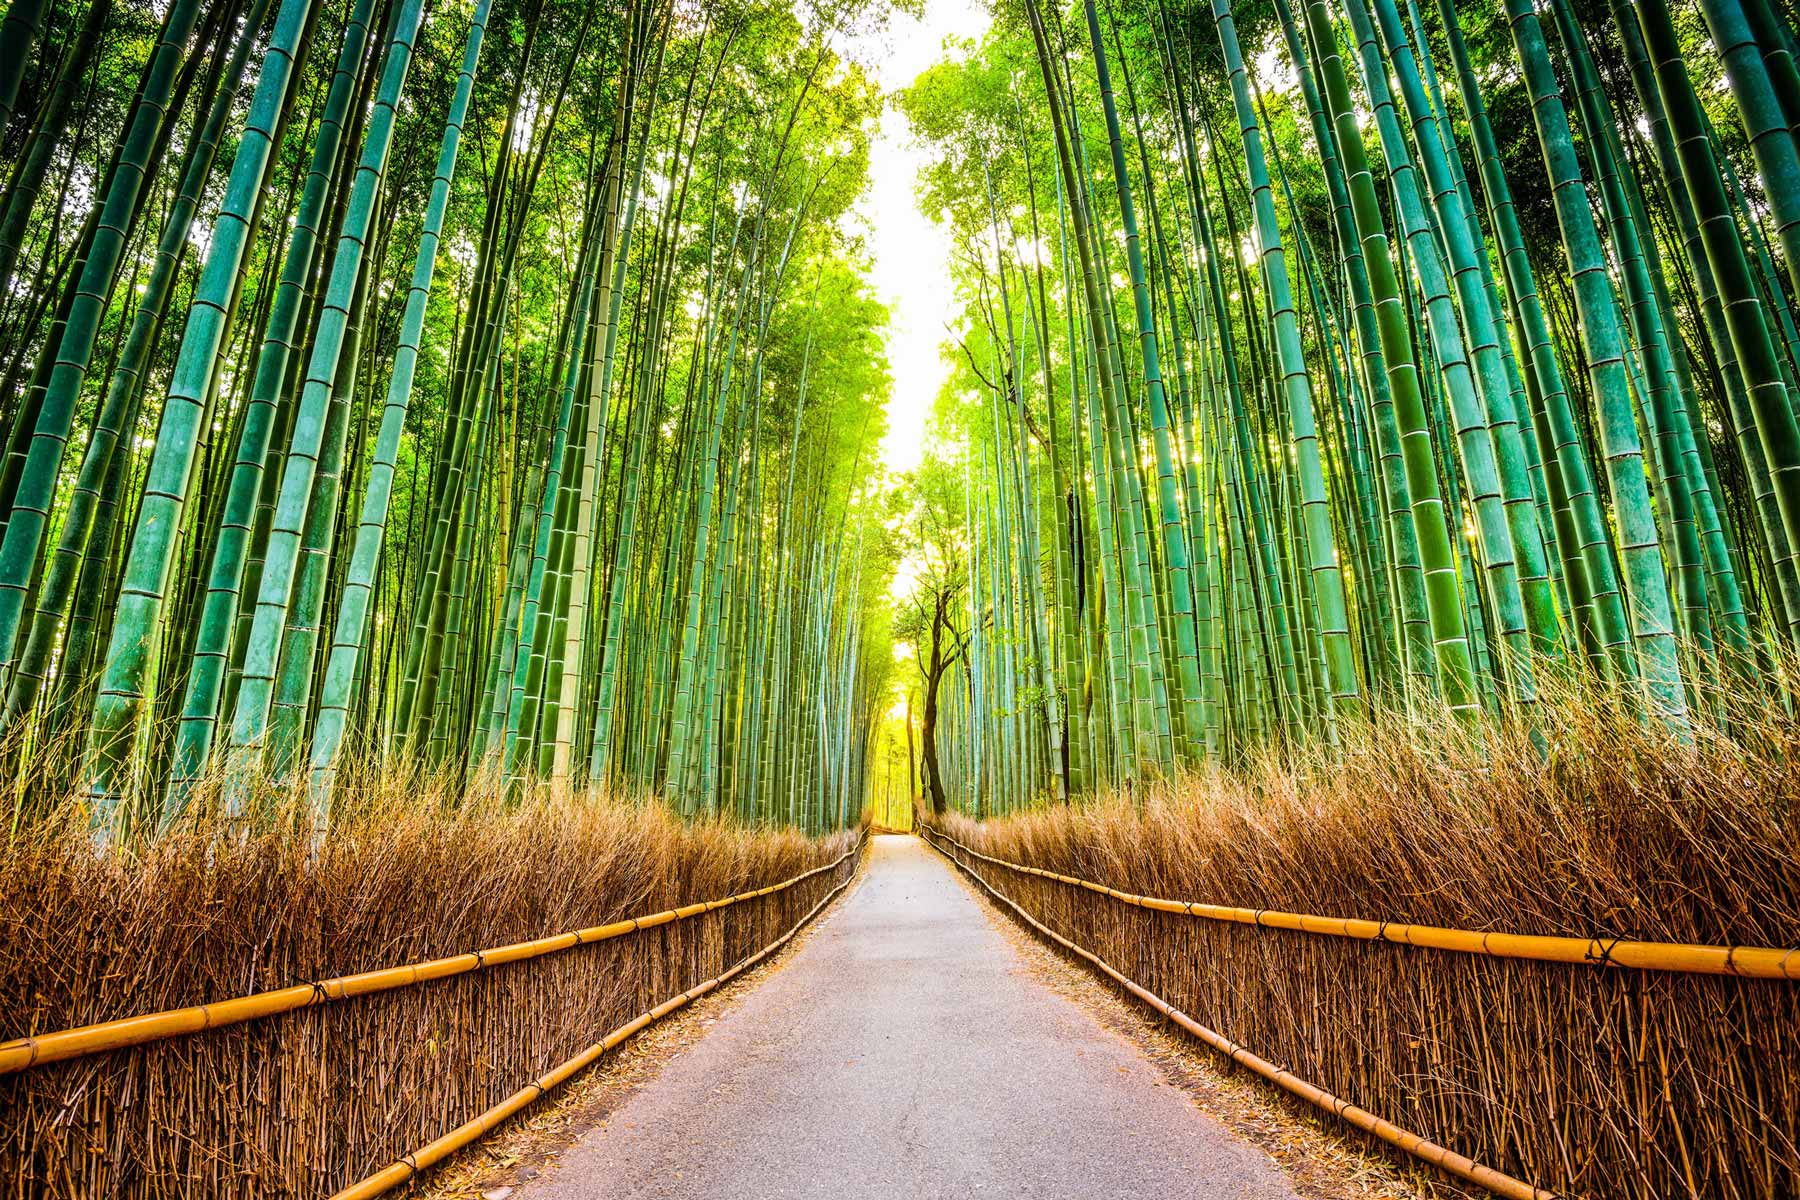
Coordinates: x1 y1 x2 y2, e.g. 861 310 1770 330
939 683 1800 1199
0 769 858 1198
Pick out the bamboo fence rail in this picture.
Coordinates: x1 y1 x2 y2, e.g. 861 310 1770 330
923 824 1800 1199
0 825 865 1197
927 831 1800 978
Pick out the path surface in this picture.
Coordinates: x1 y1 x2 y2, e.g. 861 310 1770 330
517 834 1300 1199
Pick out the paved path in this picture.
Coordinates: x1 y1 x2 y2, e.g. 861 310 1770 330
517 834 1299 1199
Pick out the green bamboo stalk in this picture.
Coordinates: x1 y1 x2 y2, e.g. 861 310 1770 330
1506 0 1686 722
223 0 426 787
84 0 319 825
0 0 204 680
1298 0 1471 716
162 0 380 807
1637 0 1800 649
1 0 269 733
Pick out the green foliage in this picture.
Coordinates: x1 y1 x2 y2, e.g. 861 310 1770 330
0 0 900 838
892 0 1800 815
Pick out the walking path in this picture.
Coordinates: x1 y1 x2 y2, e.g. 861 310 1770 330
516 834 1300 1199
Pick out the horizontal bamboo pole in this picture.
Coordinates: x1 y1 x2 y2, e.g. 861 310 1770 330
921 829 1554 1200
0 834 867 1076
330 855 861 1200
929 829 1800 979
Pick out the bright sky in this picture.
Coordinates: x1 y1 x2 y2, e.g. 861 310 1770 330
846 0 992 476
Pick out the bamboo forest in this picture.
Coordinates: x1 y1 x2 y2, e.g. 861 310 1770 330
1 0 1798 1194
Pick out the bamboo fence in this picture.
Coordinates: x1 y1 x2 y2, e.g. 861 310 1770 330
923 826 1800 1200
330 859 859 1199
0 827 864 1197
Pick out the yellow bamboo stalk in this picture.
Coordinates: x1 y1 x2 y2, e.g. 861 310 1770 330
922 829 1555 1200
331 863 860 1200
928 830 1800 979
0 835 866 1075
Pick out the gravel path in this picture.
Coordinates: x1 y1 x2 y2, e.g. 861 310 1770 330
514 833 1301 1200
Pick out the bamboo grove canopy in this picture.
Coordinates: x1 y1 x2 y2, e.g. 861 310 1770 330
0 0 898 835
6 0 1800 831
896 0 1800 814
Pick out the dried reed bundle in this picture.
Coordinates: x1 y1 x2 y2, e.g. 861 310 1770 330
0 768 858 1197
937 687 1800 1199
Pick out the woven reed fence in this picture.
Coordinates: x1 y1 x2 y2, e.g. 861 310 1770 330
925 825 1800 1200
0 806 862 1198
